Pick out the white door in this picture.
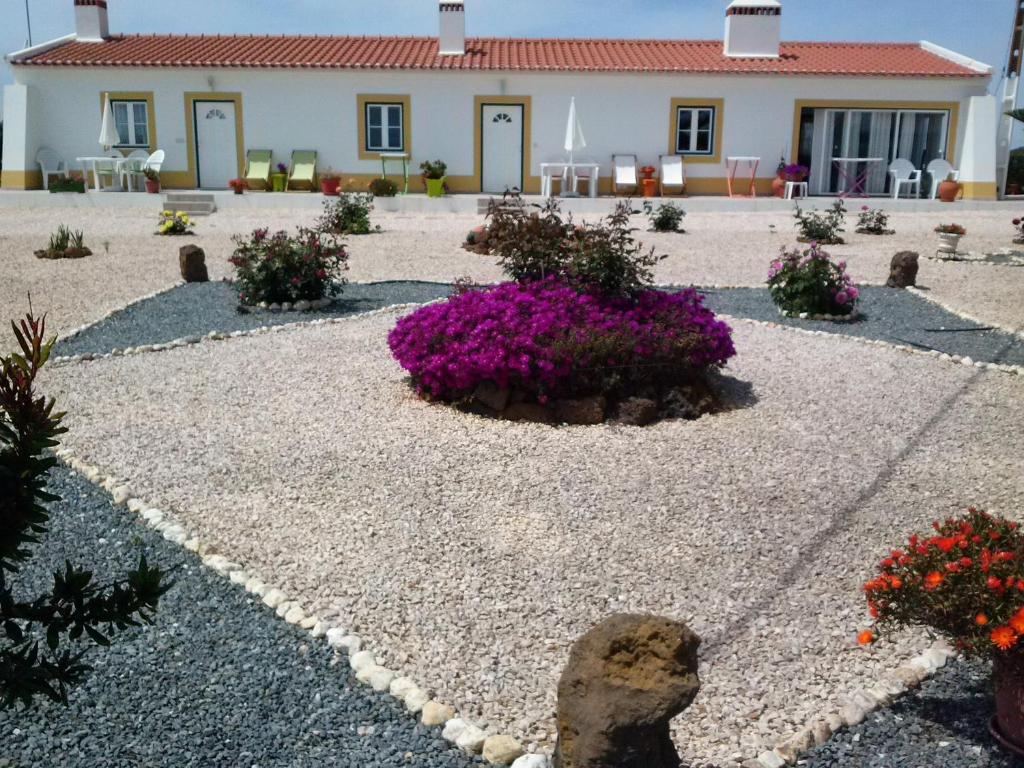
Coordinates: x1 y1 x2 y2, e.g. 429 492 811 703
194 101 238 189
482 104 524 194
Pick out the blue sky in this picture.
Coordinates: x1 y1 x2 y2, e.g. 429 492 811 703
0 0 1016 86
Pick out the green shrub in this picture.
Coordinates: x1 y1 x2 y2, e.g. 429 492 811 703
855 206 893 235
48 178 85 194
419 160 447 180
317 193 378 235
1 312 171 708
643 201 687 233
793 200 846 244
486 196 665 297
368 178 398 197
229 227 349 305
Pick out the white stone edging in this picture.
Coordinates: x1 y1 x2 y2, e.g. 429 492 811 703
58 282 186 343
777 308 861 323
906 286 1024 343
53 447 538 766
49 301 443 367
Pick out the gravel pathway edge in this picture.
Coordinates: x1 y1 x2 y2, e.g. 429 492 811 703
907 285 1024 341
57 280 185 343
52 446 534 768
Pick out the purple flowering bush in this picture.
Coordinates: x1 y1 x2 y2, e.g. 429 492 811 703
388 278 735 402
229 227 348 305
767 243 859 316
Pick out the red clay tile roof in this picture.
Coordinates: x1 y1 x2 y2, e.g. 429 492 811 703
11 36 987 78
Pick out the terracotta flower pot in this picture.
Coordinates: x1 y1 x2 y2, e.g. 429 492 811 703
991 651 1024 757
642 178 658 198
939 180 961 203
320 178 341 196
772 174 786 198
144 179 160 194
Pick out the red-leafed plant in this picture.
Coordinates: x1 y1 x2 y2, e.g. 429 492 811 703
861 508 1024 657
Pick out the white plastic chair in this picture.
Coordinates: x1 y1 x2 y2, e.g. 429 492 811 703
145 149 165 173
889 159 922 200
572 160 598 197
35 147 68 190
926 158 959 199
540 163 568 198
94 150 125 191
659 155 686 196
121 149 150 191
612 154 638 196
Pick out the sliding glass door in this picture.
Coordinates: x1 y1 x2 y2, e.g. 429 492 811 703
801 108 950 196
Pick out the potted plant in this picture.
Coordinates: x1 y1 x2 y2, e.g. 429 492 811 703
228 178 247 195
939 172 962 203
143 167 161 194
420 160 448 198
271 162 289 193
320 168 342 197
935 223 967 255
639 165 658 197
858 508 1024 757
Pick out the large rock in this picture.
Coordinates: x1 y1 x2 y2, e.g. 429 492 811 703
553 614 701 768
179 244 209 282
887 251 919 288
553 396 607 425
613 397 659 426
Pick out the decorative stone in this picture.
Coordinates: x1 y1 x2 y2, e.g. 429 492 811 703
356 665 395 691
284 606 306 625
179 244 209 282
474 382 511 412
112 485 131 505
326 628 348 647
281 302 292 311
553 613 700 768
442 718 470 743
756 751 786 768
295 299 311 311
886 251 919 288
483 735 525 765
777 728 813 761
311 621 327 637
261 588 286 609
613 397 659 427
421 701 456 726
299 615 318 630
456 724 487 754
511 757 551 768
839 702 865 727
390 677 417 699
229 570 250 585
553 396 607 426
269 303 281 312
404 688 430 713
810 719 832 747
275 601 296 618
349 650 376 672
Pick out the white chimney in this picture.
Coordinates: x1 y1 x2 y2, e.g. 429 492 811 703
74 0 110 42
439 1 466 56
724 0 781 59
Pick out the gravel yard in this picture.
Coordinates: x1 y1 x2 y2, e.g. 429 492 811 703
3 204 1024 337
0 464 481 768
39 309 1024 767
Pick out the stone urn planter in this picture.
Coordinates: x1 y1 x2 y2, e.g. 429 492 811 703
939 178 962 202
991 651 1024 757
936 231 962 255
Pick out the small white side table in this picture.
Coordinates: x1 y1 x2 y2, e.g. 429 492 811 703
784 181 808 200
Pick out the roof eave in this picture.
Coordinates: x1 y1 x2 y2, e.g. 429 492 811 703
6 34 78 65
919 40 993 76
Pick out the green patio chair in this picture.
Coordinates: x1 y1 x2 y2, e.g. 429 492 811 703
244 149 273 190
288 150 317 191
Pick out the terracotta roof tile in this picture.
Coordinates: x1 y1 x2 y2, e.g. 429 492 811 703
11 35 987 78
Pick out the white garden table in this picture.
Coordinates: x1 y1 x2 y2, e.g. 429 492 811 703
76 156 125 192
726 156 761 198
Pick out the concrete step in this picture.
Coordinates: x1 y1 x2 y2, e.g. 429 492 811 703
162 193 217 215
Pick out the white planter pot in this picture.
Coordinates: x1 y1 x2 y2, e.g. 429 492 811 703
937 232 962 254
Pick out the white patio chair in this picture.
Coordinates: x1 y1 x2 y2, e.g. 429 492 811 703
926 158 959 199
889 159 922 200
540 163 568 198
612 154 638 196
125 149 165 191
35 147 68 191
659 155 686 196
94 150 125 191
572 160 598 197
121 149 150 191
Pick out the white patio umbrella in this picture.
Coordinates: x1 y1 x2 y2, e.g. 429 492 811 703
98 94 120 150
562 97 587 197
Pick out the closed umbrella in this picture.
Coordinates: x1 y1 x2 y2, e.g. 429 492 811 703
99 94 120 150
563 97 587 197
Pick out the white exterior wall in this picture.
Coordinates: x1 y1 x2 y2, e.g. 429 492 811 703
1 84 33 176
5 64 991 192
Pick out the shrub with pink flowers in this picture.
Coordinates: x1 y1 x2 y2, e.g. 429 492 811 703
388 278 735 404
229 227 348 305
767 243 859 317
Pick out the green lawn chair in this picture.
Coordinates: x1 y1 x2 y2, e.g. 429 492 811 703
288 150 317 191
244 149 273 191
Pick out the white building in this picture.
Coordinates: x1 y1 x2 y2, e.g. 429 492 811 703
1 0 1000 198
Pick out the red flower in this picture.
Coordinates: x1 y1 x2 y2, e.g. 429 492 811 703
992 626 1018 651
934 537 957 554
924 572 945 591
960 557 974 568
988 576 1003 591
976 614 990 626
1010 608 1024 635
857 630 876 646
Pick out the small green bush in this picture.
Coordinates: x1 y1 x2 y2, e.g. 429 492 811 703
419 160 447 180
643 201 687 233
317 193 378 235
368 178 398 197
48 178 85 194
794 200 846 244
855 206 894 235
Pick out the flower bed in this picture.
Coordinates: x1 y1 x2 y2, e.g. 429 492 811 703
388 279 735 425
768 243 859 319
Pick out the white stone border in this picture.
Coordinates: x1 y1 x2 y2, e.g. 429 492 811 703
243 297 335 312
53 447 539 768
49 301 444 367
58 282 185 343
777 308 861 323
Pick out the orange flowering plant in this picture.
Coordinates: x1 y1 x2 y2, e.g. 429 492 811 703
863 508 1024 657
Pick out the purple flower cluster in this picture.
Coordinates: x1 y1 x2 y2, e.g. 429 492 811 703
388 279 735 400
767 242 859 315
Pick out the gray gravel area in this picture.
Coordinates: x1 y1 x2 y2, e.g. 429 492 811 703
699 285 1024 367
0 463 481 768
55 281 453 358
803 658 1023 768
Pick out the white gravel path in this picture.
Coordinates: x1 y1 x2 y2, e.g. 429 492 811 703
41 311 1024 767
3 205 1023 337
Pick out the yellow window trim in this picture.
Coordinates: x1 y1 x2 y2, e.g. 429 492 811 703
100 91 157 155
183 92 246 189
790 100 960 166
472 95 537 194
357 94 412 161
668 98 725 165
